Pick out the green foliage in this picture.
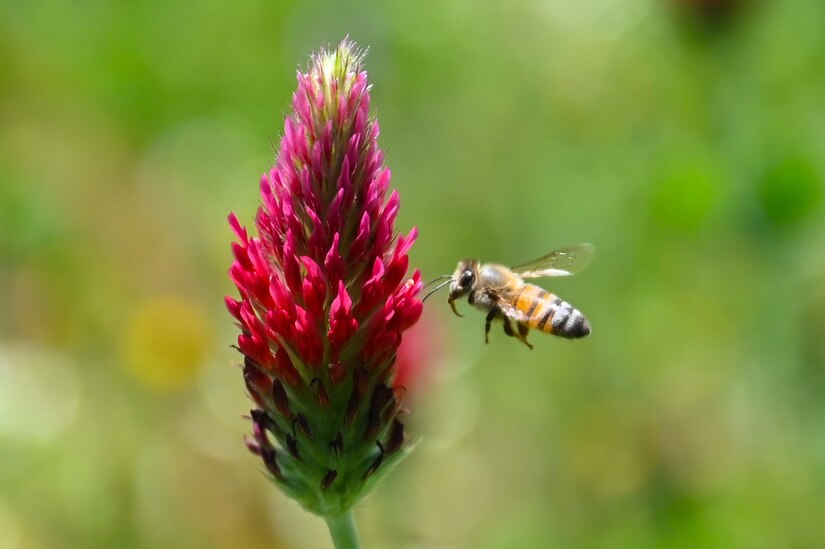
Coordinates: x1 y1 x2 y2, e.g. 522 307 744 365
756 155 822 231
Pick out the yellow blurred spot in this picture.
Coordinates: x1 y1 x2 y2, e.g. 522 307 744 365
123 297 212 391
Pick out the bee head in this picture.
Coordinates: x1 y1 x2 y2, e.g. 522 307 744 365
421 259 479 317
449 258 479 300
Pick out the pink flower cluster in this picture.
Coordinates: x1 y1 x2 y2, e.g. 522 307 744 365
227 56 421 387
225 41 422 511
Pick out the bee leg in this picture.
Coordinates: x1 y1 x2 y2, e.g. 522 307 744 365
517 323 534 350
502 318 515 338
503 319 532 349
484 309 498 344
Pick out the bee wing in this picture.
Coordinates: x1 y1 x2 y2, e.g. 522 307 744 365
511 243 595 278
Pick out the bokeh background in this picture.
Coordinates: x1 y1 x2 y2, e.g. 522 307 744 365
2 0 825 547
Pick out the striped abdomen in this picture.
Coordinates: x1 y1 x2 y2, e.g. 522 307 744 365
513 284 591 339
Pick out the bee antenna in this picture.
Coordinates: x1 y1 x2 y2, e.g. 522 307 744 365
423 274 452 289
422 279 453 303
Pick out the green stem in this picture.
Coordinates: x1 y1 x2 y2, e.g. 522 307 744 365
324 510 360 549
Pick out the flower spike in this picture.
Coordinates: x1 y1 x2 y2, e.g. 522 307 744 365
226 39 422 530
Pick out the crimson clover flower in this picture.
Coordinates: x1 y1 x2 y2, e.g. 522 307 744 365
226 40 422 546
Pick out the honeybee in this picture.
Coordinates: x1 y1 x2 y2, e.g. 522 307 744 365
424 244 594 348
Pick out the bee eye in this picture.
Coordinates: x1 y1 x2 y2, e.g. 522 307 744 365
459 271 474 287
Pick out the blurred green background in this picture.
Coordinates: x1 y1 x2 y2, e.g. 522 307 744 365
2 0 825 547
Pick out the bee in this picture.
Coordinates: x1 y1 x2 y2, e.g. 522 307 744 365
423 244 594 348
